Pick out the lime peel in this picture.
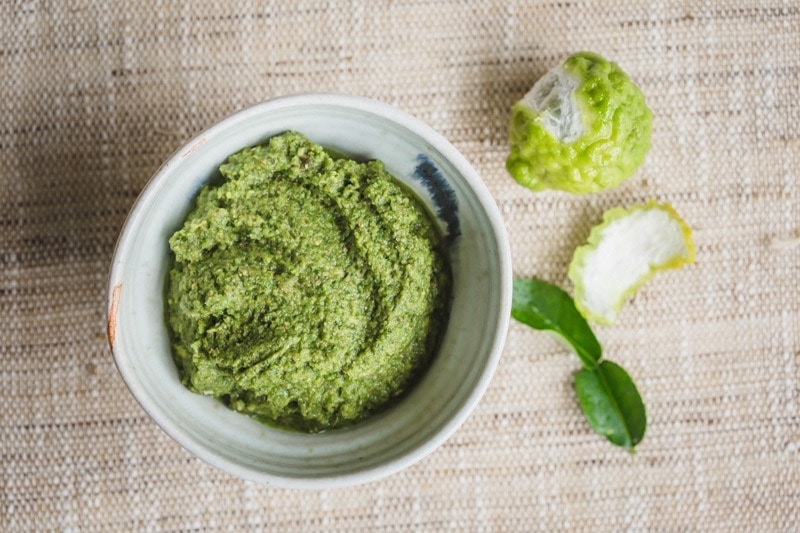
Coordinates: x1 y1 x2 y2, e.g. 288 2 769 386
568 201 695 325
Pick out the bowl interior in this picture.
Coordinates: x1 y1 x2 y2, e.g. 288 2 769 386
109 95 511 488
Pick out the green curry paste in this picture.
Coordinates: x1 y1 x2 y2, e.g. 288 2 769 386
166 131 452 432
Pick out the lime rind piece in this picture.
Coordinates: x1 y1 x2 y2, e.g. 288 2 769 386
507 52 653 194
568 201 695 325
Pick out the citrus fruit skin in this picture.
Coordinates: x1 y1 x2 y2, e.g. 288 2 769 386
568 201 695 325
507 52 653 194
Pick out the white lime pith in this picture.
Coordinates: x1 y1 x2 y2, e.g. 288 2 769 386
521 66 584 143
568 201 695 324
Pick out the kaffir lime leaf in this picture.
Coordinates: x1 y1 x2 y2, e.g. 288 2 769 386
568 201 695 324
507 52 653 194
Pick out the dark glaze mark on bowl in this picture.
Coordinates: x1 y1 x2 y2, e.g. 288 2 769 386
413 154 461 247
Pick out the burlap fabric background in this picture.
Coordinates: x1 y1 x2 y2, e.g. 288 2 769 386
2 1 798 530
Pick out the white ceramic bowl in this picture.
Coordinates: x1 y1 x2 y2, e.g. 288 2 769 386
108 94 511 489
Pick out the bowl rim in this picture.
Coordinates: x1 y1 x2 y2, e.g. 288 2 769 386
107 93 512 489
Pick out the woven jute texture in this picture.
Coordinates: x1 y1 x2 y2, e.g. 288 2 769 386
2 1 799 530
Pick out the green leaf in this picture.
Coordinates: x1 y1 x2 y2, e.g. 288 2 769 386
511 278 602 369
574 360 647 451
